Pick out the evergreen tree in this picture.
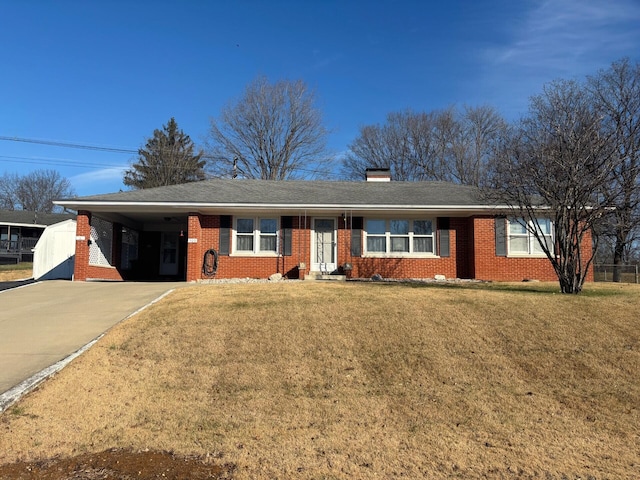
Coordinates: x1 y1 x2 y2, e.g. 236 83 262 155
124 118 206 189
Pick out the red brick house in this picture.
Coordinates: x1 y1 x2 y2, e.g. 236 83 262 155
55 172 591 283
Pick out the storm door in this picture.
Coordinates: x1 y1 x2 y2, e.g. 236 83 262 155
312 218 337 273
159 232 179 276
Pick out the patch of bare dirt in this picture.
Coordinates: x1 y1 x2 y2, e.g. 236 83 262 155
0 449 235 480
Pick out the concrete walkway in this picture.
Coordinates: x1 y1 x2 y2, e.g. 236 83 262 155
0 280 184 396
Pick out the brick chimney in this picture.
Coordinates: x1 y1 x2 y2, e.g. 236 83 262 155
365 168 391 182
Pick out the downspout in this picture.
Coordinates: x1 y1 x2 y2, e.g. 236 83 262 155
305 210 308 275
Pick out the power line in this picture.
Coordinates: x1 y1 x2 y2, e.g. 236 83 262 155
0 135 211 166
0 135 137 154
0 135 342 178
0 155 127 169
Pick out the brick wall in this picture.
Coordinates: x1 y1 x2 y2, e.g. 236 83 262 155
313 217 457 279
73 211 91 281
73 212 594 283
186 213 203 282
184 214 595 282
73 211 124 281
85 264 124 281
337 217 464 279
472 216 594 282
192 215 309 280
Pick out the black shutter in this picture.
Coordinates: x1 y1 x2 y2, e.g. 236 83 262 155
495 216 507 257
219 215 232 256
438 217 450 257
351 217 363 256
281 216 293 256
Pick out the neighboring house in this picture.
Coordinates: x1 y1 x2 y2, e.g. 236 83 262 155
0 209 76 264
32 219 77 280
55 170 593 283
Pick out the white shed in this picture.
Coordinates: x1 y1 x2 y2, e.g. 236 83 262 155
32 219 76 280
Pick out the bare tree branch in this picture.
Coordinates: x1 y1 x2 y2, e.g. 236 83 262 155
342 106 506 185
207 76 332 180
487 79 617 293
0 170 75 213
587 58 640 279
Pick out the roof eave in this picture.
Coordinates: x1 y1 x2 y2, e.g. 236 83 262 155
55 200 512 212
0 221 48 228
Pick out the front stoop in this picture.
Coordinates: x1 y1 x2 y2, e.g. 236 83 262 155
304 272 347 282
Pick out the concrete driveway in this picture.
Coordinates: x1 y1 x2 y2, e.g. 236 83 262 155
0 280 184 396
0 279 36 292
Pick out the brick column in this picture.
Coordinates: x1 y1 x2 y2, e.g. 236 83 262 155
74 211 91 281
186 213 202 282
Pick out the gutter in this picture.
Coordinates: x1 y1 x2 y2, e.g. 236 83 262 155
1 222 48 228
55 200 513 212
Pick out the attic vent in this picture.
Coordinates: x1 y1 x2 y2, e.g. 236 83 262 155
365 168 391 182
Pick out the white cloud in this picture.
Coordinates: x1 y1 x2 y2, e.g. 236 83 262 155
474 0 640 118
494 0 640 71
69 166 127 195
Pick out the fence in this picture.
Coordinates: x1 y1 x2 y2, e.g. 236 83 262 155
593 264 639 283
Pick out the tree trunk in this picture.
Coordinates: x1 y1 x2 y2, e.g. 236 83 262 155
613 236 625 282
559 276 583 294
557 260 585 294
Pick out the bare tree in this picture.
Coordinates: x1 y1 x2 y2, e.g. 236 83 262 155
207 76 331 180
0 169 75 213
0 172 20 210
342 110 446 181
342 106 506 185
124 117 206 189
454 105 507 186
588 58 640 281
488 80 616 293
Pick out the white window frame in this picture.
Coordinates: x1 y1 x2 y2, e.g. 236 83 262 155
363 218 436 257
232 216 280 256
508 218 554 257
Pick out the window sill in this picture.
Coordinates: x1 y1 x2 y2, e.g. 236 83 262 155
362 253 439 259
507 254 549 259
88 264 116 268
230 252 281 258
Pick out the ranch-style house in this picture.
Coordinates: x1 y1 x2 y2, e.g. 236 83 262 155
55 169 592 283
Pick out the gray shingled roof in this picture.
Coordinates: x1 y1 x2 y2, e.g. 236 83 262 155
0 209 76 226
59 179 488 207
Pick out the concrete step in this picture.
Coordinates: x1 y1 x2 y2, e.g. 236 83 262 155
304 272 347 282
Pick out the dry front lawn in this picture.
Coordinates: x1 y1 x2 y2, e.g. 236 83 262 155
0 263 32 281
1 281 639 479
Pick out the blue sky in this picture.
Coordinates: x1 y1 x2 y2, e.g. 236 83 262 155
1 0 639 196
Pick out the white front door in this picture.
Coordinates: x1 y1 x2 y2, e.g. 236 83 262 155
159 232 179 276
312 218 337 273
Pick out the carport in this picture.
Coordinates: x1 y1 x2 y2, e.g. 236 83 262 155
71 208 190 282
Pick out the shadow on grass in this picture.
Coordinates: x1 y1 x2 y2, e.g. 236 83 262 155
347 278 631 297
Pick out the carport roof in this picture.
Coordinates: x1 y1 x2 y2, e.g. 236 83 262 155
56 178 498 211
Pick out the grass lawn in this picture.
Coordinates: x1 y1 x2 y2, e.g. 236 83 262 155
0 262 33 281
0 281 638 479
